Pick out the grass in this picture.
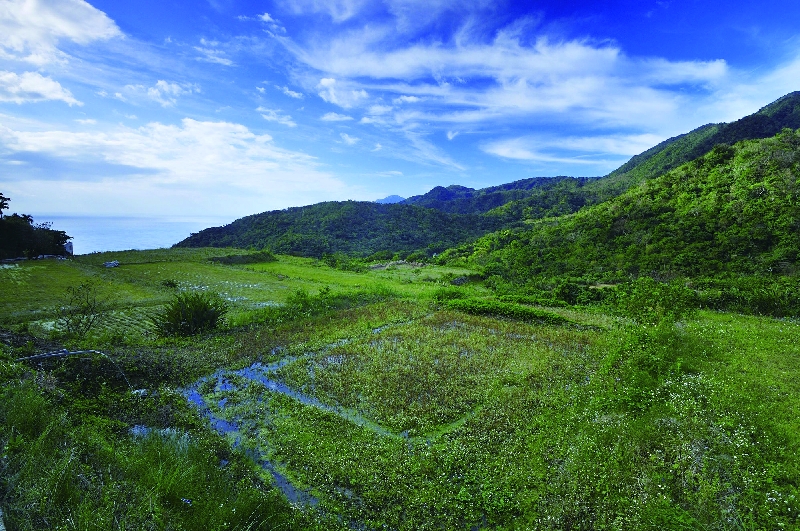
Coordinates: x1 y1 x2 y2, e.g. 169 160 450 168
1 248 798 529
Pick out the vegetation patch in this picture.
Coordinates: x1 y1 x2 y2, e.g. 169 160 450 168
208 250 277 265
151 291 229 337
445 298 572 325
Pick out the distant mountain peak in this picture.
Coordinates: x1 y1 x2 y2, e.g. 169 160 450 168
375 195 405 204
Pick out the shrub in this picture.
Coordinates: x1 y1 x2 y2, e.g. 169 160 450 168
431 287 467 302
152 292 228 337
56 282 106 338
611 277 695 325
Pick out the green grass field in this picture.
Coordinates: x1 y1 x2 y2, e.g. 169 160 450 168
1 250 798 529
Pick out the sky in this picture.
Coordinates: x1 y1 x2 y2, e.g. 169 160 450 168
1 0 799 221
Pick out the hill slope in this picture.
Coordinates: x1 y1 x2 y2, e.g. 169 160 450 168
487 92 800 222
175 201 502 258
178 92 800 260
446 128 800 279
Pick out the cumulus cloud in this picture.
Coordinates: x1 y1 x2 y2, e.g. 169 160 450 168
0 118 347 215
257 106 297 127
0 70 81 105
0 0 121 64
320 112 353 121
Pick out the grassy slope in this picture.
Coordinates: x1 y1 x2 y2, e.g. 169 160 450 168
447 128 800 279
1 249 799 529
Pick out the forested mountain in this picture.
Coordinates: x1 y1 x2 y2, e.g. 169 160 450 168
401 177 581 214
483 92 800 223
443 128 800 280
175 201 502 258
178 93 800 262
600 91 800 192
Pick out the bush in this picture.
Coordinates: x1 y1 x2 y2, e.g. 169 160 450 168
152 292 228 337
56 282 106 338
611 277 695 326
431 287 467 302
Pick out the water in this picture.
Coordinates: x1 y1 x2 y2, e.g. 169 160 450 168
32 215 232 255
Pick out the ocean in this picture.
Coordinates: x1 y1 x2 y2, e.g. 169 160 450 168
37 215 232 255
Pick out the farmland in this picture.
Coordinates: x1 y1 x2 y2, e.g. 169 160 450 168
1 249 798 529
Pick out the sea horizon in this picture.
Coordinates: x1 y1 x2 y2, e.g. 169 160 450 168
30 214 233 255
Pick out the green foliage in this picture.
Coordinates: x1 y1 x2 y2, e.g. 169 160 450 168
176 200 502 259
431 286 467 302
611 277 696 326
152 291 228 337
322 252 367 272
56 281 106 338
445 298 571 324
0 213 71 259
457 128 800 305
208 250 277 265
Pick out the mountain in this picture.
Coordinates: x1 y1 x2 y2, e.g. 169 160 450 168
178 92 800 263
484 92 800 223
375 195 405 204
445 128 800 279
600 91 800 191
175 201 502 258
401 177 582 215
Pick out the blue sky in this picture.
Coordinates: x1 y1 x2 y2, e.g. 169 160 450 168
1 0 799 220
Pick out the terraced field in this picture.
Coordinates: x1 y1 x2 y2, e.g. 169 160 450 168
1 249 798 529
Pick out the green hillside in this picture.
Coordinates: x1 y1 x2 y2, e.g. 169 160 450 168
401 176 585 214
446 128 800 279
178 93 800 267
175 201 502 258
484 91 800 223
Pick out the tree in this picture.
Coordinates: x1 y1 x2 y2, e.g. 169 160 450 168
0 192 8 219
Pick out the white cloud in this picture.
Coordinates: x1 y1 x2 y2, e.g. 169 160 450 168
393 95 420 104
279 27 732 132
0 118 347 215
316 77 367 108
480 134 659 167
277 85 304 98
75 118 96 124
372 143 382 151
446 131 458 140
281 0 370 22
368 104 393 115
320 112 353 121
194 40 233 66
257 107 297 127
122 80 199 107
340 132 359 145
0 0 121 64
256 86 265 93
0 71 81 105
